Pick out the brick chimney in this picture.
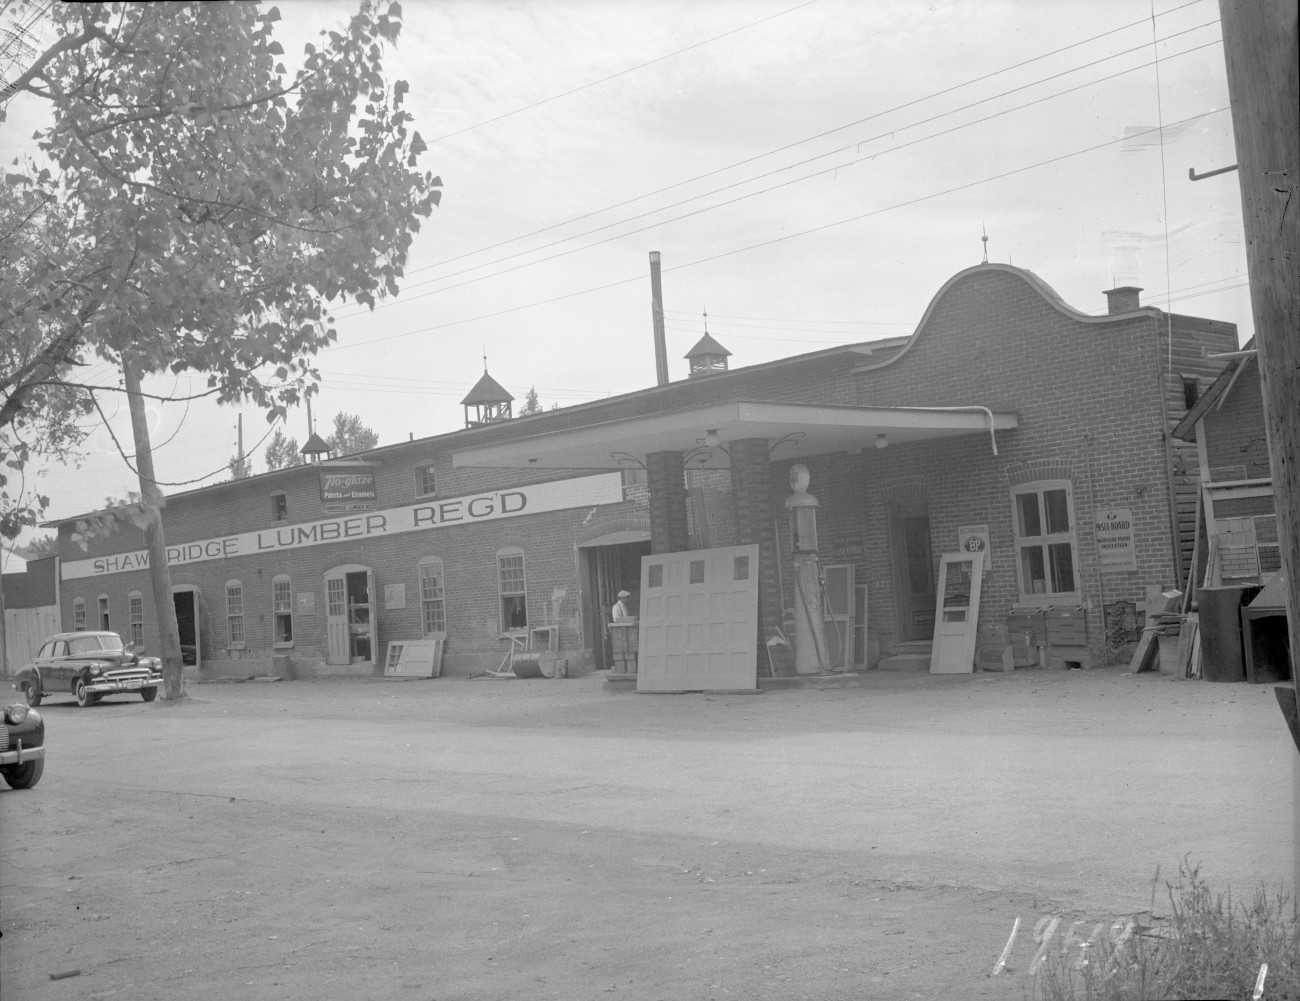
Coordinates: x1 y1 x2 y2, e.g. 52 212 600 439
1103 286 1143 314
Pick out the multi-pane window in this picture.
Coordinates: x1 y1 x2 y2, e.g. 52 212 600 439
1012 481 1078 600
128 592 144 648
416 465 437 498
419 558 446 634
497 550 527 631
98 595 110 630
226 582 245 647
73 598 86 631
272 575 293 644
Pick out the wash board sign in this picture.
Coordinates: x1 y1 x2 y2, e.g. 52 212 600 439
1094 508 1137 571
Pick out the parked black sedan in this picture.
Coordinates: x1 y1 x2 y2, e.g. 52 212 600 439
1 702 44 789
13 631 163 707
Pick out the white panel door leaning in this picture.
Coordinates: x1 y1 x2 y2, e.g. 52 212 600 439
637 545 759 693
930 551 984 674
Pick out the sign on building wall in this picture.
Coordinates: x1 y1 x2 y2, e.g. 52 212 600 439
1094 508 1137 571
320 463 377 513
384 584 406 610
957 524 991 574
63 472 625 580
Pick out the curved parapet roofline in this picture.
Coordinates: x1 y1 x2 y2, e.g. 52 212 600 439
852 262 1161 374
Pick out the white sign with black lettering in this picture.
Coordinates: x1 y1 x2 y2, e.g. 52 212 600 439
1094 507 1137 571
62 472 623 580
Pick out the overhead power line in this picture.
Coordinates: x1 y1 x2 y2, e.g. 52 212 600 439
390 0 1215 283
428 0 821 144
324 108 1231 354
333 22 1221 319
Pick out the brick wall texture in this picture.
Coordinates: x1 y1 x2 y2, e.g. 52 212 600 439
54 264 1236 678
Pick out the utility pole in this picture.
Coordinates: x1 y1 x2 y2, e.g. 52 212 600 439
1217 0 1299 897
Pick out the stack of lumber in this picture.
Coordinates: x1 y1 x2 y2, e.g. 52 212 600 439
1128 589 1184 674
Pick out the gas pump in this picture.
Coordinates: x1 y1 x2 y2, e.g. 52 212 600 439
784 464 827 674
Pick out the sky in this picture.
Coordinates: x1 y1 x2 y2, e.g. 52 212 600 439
2 0 1249 551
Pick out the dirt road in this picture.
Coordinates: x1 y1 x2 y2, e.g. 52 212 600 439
2 667 1294 1000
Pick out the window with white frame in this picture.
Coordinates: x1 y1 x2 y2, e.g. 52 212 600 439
497 549 527 631
98 595 110 630
226 581 245 647
73 597 86 630
418 557 446 634
416 464 437 498
1012 480 1079 600
271 491 288 522
128 592 144 648
272 575 293 644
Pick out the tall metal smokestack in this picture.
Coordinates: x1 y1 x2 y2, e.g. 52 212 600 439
649 251 669 386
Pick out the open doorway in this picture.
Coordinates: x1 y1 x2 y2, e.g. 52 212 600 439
888 501 935 641
325 565 375 665
172 587 200 667
581 538 651 669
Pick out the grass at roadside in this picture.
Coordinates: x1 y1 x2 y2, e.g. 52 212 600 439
994 862 1299 1000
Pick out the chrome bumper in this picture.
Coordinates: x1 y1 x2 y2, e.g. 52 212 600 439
0 742 44 766
85 676 162 694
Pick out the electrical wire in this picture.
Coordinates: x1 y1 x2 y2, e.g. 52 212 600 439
427 0 821 144
334 23 1223 317
324 106 1229 353
395 0 1215 282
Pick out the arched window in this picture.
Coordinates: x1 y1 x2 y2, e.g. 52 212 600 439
226 581 245 648
272 574 293 644
496 548 527 632
73 597 86 631
418 557 446 635
128 591 144 648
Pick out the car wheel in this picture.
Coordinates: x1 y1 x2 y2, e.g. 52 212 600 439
141 686 158 702
74 679 96 707
2 757 44 790
21 680 41 707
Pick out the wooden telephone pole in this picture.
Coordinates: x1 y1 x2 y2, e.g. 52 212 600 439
1217 0 1299 895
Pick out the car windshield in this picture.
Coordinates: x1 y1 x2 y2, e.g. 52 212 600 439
68 634 124 655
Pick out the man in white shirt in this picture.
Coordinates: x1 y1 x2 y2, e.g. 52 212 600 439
612 590 632 620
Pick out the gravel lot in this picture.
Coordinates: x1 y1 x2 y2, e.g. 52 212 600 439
2 666 1295 1000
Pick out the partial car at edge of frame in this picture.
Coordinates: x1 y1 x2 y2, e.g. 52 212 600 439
13 631 163 708
0 702 45 789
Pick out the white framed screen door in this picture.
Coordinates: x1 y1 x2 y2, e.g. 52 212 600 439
930 551 984 674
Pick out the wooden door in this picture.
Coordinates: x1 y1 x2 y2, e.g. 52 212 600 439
325 573 348 665
930 551 984 674
891 510 935 640
822 563 855 670
637 544 759 692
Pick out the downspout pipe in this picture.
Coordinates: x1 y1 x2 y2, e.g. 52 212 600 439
895 405 1001 455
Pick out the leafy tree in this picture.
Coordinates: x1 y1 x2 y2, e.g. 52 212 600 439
1 1 440 698
520 387 542 415
325 411 379 455
264 427 303 471
22 534 59 560
227 454 252 480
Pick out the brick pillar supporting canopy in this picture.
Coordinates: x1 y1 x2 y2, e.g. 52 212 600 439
728 438 780 644
646 450 689 554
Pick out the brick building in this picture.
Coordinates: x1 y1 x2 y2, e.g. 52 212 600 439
50 262 1236 681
